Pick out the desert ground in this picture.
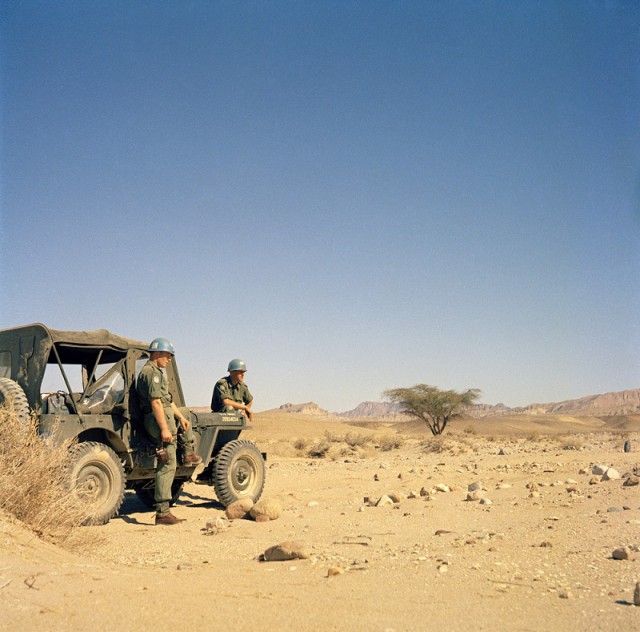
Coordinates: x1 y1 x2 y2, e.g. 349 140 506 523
2 412 640 631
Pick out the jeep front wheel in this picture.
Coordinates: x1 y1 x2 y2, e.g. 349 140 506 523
213 439 265 507
68 441 125 525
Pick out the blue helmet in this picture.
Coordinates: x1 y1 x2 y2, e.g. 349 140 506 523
228 359 247 372
148 338 175 355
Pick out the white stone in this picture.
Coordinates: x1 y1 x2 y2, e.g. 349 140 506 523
602 468 621 481
376 495 394 507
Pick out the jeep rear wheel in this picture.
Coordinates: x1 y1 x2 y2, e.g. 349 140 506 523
0 378 30 422
134 480 185 510
68 441 125 525
213 439 265 507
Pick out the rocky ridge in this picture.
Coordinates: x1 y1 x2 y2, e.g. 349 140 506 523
276 388 640 420
277 402 333 416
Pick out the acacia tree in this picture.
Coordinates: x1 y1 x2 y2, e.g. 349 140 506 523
383 384 481 436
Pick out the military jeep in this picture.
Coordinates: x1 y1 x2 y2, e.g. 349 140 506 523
0 324 265 524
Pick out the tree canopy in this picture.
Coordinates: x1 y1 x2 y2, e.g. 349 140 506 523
383 384 481 436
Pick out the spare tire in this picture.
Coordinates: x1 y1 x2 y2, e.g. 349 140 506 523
213 439 265 507
0 378 31 422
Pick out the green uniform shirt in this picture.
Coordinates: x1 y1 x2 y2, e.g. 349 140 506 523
211 376 253 412
137 361 172 414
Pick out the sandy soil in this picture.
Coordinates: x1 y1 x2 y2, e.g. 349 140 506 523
2 413 640 631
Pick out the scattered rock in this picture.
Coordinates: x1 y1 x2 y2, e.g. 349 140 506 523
603 468 621 481
204 517 227 535
407 490 419 499
388 492 404 503
479 498 492 506
558 590 572 599
327 566 345 577
623 476 639 487
468 481 483 492
376 495 394 507
177 562 193 571
578 468 588 475
434 484 449 493
592 464 608 476
566 485 581 494
466 490 486 502
624 440 632 453
589 477 599 485
261 542 309 562
419 487 430 497
634 582 640 606
498 448 510 456
250 499 282 522
612 547 631 560
225 498 254 520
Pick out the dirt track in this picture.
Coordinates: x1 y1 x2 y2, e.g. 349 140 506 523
2 415 640 631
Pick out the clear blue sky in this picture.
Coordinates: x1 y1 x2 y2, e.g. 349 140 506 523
1 1 638 412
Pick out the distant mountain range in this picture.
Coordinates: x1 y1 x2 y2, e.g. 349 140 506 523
274 388 640 419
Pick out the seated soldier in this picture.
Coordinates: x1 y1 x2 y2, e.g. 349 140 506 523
210 359 253 420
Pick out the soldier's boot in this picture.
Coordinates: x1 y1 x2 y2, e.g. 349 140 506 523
183 452 202 466
156 512 186 525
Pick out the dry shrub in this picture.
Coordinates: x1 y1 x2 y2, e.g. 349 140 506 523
421 436 454 453
556 435 584 451
292 437 309 451
307 441 330 458
377 434 404 452
0 404 97 546
463 426 477 435
323 430 344 443
344 432 372 448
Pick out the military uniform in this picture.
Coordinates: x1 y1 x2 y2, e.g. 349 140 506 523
211 376 253 413
136 360 196 517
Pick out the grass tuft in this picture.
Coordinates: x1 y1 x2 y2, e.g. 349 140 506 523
0 404 99 547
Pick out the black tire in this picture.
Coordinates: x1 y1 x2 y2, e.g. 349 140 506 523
0 378 30 422
134 480 185 510
213 439 265 507
68 441 126 525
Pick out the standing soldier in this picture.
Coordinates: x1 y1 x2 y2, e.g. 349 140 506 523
137 337 202 525
211 359 253 420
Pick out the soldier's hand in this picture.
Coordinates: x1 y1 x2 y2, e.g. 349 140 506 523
179 417 190 431
161 428 173 443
